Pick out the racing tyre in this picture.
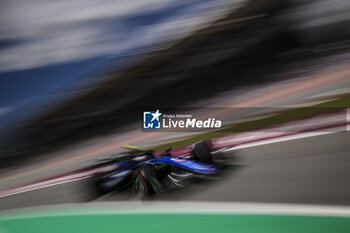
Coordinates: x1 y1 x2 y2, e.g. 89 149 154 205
192 141 212 163
132 166 162 199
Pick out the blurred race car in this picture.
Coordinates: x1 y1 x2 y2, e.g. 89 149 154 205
87 141 229 199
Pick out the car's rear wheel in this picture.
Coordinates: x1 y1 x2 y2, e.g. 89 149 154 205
132 166 161 199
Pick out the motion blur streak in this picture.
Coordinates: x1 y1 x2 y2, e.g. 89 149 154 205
1 1 350 232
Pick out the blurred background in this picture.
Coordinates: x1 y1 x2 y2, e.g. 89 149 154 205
1 0 350 165
0 1 350 230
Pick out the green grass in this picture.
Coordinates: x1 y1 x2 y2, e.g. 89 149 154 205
1 213 350 233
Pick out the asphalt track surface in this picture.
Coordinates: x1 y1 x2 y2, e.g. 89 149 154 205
0 132 349 210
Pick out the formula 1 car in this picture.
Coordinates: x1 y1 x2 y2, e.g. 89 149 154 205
87 141 228 199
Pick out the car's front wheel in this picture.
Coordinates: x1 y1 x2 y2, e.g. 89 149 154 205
192 141 213 163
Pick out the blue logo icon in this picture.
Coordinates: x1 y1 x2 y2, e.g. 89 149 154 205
143 109 162 129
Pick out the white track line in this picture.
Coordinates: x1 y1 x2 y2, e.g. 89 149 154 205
0 166 115 198
1 202 350 219
225 131 332 151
